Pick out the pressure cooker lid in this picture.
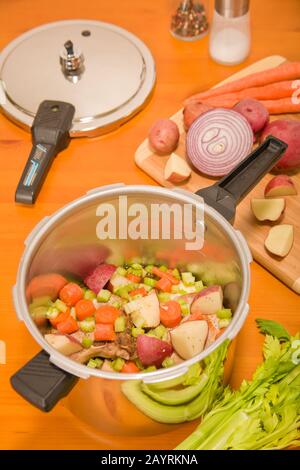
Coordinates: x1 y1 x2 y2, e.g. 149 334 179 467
0 20 156 136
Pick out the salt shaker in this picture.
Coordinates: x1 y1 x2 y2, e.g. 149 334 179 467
209 0 251 65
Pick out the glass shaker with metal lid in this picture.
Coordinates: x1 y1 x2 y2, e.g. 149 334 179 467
209 0 251 65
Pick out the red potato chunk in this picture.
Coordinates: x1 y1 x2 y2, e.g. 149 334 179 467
26 273 68 302
84 263 116 294
148 119 180 155
264 175 297 197
136 335 173 367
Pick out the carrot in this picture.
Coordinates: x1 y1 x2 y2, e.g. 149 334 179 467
50 309 70 327
59 283 83 307
160 301 182 328
75 299 96 321
216 328 226 339
57 316 79 334
156 277 172 292
129 287 147 297
26 273 67 302
121 361 140 373
95 305 120 324
185 62 300 104
127 273 141 283
188 312 206 322
152 267 179 285
94 323 116 341
201 80 296 106
260 97 300 114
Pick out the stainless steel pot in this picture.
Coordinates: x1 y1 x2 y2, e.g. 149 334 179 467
11 137 287 436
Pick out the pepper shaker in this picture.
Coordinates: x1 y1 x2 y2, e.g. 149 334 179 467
209 0 251 65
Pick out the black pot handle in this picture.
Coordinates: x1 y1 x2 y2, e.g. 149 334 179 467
196 136 288 222
10 350 78 412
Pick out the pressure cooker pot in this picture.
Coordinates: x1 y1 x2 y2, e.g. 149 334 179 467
11 137 287 436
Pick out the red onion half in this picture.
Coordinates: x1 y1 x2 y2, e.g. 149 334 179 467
186 108 253 177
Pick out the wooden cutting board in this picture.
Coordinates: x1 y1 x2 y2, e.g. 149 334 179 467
135 56 300 294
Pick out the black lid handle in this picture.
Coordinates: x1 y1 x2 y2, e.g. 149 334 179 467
196 136 288 222
15 100 75 205
10 350 78 412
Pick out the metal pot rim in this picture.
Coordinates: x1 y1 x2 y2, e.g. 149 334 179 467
13 184 251 383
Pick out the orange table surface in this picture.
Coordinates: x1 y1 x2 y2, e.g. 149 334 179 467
0 0 299 450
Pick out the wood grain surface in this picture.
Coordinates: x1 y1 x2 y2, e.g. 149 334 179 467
135 55 300 294
0 0 299 451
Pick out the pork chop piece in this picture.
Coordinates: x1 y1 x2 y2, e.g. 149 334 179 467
70 342 130 363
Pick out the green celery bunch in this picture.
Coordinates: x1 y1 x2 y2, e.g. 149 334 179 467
176 319 300 450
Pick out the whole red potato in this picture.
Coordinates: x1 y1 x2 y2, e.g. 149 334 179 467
148 119 180 155
234 98 269 135
183 101 213 130
261 119 300 170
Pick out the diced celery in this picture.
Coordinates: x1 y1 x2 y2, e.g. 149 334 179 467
70 307 76 319
217 308 232 320
171 285 187 294
84 289 96 300
182 272 195 286
116 266 127 276
218 318 231 329
151 324 167 339
144 277 157 287
172 268 181 280
135 359 144 370
179 301 190 316
79 317 95 333
131 327 145 338
114 315 126 333
127 264 143 276
82 337 93 349
54 299 68 313
111 357 125 372
157 292 171 303
144 366 157 373
114 283 138 299
114 286 131 300
46 306 59 320
87 358 103 369
159 265 168 272
195 280 204 292
111 301 121 309
162 357 174 368
145 264 154 273
97 289 112 302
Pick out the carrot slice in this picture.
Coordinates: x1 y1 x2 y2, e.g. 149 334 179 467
121 361 140 373
50 309 70 328
94 323 116 341
160 301 182 328
95 305 120 324
129 287 147 297
57 316 79 334
127 273 141 283
156 277 172 292
75 299 96 321
26 273 67 302
59 283 83 307
152 267 179 285
188 312 206 322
